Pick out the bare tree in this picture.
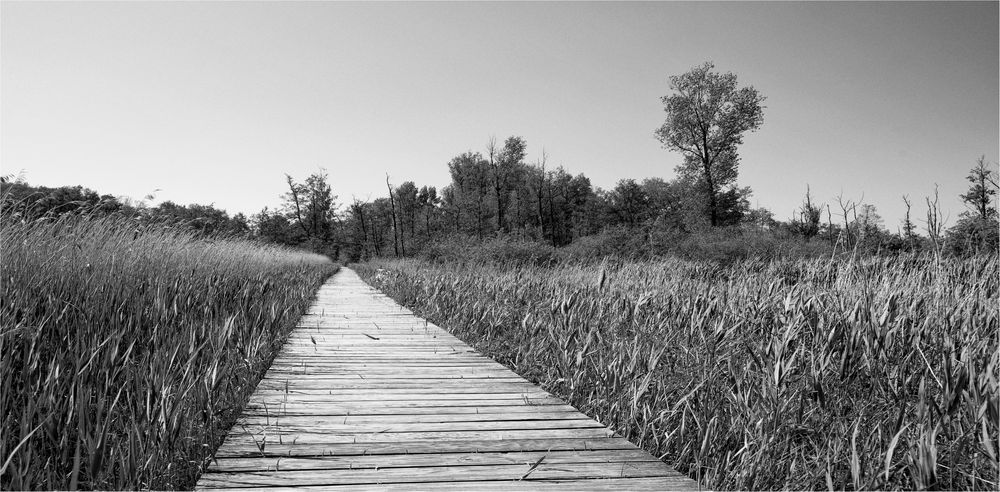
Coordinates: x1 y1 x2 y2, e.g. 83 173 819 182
285 174 308 236
924 185 945 254
836 193 857 248
901 195 917 244
826 204 834 246
386 175 400 257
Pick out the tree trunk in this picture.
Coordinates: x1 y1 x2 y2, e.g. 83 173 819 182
356 204 369 258
488 137 505 233
386 176 400 257
702 161 718 227
425 206 432 239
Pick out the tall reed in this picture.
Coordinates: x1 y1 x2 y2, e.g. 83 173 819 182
1 212 337 489
358 254 998 490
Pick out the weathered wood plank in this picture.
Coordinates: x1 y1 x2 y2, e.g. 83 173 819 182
236 412 587 425
218 427 618 445
207 449 660 472
230 419 607 435
197 461 676 487
198 268 701 491
241 404 583 417
255 382 542 391
197 476 696 491
212 437 641 458
242 400 571 414
245 396 564 406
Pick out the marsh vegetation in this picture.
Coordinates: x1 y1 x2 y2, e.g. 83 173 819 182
0 211 336 489
358 254 998 490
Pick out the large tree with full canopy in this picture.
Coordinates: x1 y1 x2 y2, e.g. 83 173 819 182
655 62 764 226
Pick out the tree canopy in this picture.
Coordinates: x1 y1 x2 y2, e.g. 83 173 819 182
655 62 764 226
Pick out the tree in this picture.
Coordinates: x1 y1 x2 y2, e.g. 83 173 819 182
836 193 859 248
446 151 493 238
640 177 687 232
395 181 419 246
793 185 822 240
947 157 999 254
655 62 764 226
488 136 527 233
531 151 548 236
743 206 776 232
607 179 650 227
924 186 945 254
0 181 123 218
853 204 885 245
386 175 401 257
901 195 918 247
959 156 998 220
369 198 395 256
417 185 439 239
345 198 378 260
284 170 338 251
150 201 248 236
566 173 597 240
254 207 300 246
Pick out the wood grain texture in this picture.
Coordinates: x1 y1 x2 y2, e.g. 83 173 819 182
198 268 702 491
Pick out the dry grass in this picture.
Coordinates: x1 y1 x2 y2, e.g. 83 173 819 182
0 212 337 489
358 254 999 490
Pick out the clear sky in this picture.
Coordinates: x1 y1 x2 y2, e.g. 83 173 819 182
2 1 997 229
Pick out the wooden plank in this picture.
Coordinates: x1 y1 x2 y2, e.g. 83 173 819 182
241 404 583 417
235 411 594 425
245 396 563 405
211 437 641 458
251 388 550 396
230 419 606 434
218 427 618 445
259 375 528 381
197 461 676 487
207 449 660 472
242 401 573 414
255 382 540 391
198 268 701 491
197 476 696 491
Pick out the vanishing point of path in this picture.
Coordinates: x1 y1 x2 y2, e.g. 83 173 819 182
197 268 701 491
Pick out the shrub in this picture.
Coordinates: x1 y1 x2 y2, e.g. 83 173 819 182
419 234 557 266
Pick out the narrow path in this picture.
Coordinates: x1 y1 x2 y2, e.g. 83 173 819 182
197 268 701 491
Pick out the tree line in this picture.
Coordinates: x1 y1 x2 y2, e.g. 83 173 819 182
3 62 996 261
250 62 996 261
250 153 995 263
0 180 251 237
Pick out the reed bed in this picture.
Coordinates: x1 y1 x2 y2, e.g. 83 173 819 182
357 254 999 490
1 212 337 489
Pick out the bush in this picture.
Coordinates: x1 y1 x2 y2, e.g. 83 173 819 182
558 225 653 260
419 234 557 266
946 216 1000 256
558 225 835 263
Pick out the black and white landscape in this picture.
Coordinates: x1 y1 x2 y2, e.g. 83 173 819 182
2 2 997 491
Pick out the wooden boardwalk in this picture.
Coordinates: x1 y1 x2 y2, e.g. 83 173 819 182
198 268 700 491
